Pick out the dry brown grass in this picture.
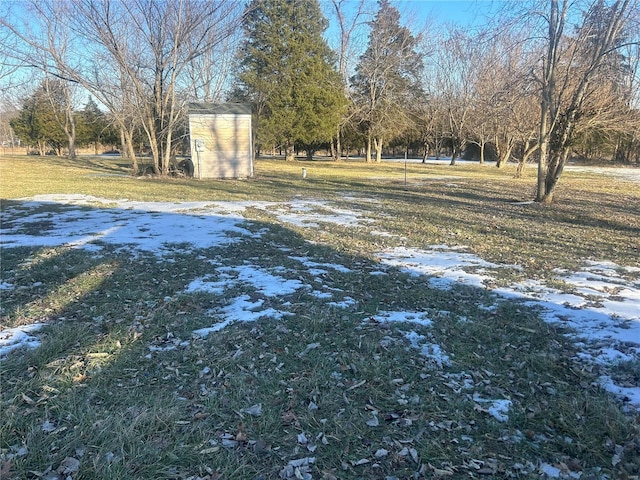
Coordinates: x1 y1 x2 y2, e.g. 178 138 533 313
1 155 639 479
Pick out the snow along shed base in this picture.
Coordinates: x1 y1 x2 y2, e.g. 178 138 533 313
187 103 254 179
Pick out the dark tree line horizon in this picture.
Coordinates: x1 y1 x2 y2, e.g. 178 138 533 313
1 0 639 202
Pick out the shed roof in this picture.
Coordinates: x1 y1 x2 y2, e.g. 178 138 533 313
188 102 252 115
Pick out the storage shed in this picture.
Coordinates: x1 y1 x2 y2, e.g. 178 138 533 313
187 103 253 179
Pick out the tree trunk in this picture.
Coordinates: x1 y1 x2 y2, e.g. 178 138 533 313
373 137 383 162
515 141 537 178
497 143 513 168
66 130 76 159
65 113 76 159
65 97 77 159
450 140 462 166
537 87 552 202
162 130 173 175
333 124 342 161
150 143 160 174
143 114 161 174
121 127 138 174
540 149 569 203
536 141 549 202
365 134 372 162
119 129 128 159
536 0 560 202
285 142 295 161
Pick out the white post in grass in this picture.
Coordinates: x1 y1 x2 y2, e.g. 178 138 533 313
404 149 408 187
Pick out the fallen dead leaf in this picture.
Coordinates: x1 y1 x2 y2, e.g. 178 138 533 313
57 457 80 475
253 438 269 454
288 457 316 468
198 447 220 455
346 379 366 391
193 411 209 421
0 461 14 479
409 447 419 463
41 420 56 433
374 448 388 458
281 410 299 426
430 463 455 477
366 416 379 427
241 403 262 416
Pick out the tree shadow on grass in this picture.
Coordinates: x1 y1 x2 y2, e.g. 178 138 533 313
0 198 638 479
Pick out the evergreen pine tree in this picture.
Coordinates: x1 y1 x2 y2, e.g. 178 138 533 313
10 83 67 156
350 0 423 162
235 0 346 161
76 97 105 153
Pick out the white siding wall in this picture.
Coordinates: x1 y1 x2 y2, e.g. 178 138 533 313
188 113 253 179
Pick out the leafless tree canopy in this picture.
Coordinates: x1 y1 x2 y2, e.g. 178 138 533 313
1 0 244 173
0 0 638 201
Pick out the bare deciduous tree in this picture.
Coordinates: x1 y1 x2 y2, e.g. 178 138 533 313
42 77 79 159
350 0 423 162
328 0 370 160
69 0 244 174
534 0 638 203
184 33 240 103
431 27 479 166
0 2 22 86
1 0 244 173
1 1 81 158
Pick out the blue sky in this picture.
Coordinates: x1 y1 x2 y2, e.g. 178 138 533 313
2 0 510 104
321 0 507 48
396 0 508 29
321 0 507 59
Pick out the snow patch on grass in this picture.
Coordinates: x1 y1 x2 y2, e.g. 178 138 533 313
2 195 639 411
378 245 499 289
473 394 512 422
371 311 433 327
404 331 451 368
192 295 293 338
0 323 45 357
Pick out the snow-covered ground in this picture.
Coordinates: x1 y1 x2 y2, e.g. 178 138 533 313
1 193 639 413
386 156 640 176
564 165 640 183
384 156 640 185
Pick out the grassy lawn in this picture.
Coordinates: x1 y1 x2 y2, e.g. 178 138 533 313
1 155 639 479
